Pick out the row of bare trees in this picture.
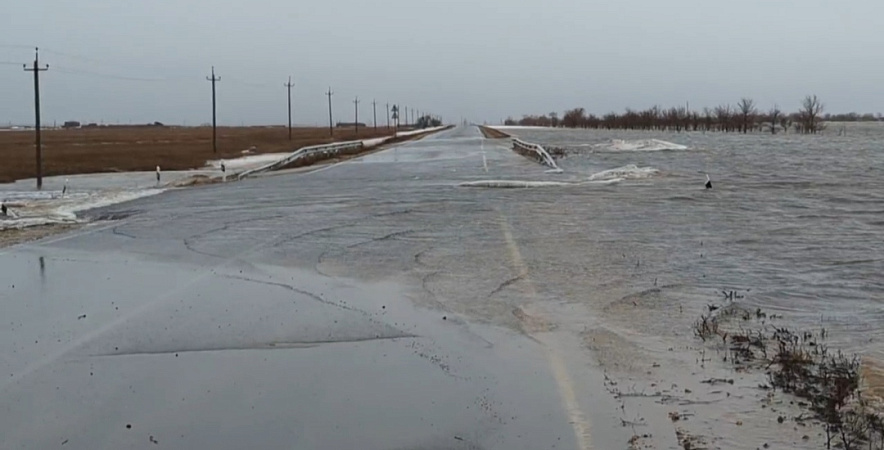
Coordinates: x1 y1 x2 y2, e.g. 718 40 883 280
506 96 830 134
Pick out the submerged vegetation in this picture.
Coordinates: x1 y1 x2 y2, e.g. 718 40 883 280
693 304 884 449
505 95 879 135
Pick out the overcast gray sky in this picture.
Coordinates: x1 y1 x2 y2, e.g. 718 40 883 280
2 0 882 126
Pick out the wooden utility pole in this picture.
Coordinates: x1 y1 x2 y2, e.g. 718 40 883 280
372 99 377 130
326 88 334 137
353 96 360 135
285 76 294 141
206 66 220 153
24 48 48 189
386 103 390 128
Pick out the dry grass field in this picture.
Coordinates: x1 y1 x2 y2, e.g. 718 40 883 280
0 125 397 183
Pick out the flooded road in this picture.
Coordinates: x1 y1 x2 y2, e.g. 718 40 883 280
0 127 630 450
4 124 873 448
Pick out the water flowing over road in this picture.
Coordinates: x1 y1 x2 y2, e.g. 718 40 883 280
0 127 630 450
4 124 880 449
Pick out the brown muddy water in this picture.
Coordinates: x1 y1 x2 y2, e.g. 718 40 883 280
495 123 884 449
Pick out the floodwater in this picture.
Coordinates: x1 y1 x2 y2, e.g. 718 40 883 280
507 123 884 358
486 123 884 448
3 124 881 448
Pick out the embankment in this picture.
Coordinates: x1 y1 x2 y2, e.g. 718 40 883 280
248 125 454 175
478 125 511 139
478 126 559 170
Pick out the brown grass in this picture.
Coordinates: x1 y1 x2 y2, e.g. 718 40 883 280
0 223 80 248
0 125 397 183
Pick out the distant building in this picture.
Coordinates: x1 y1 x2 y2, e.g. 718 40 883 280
336 122 367 128
62 121 81 128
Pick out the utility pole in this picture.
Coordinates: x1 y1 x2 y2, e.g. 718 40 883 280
206 66 220 153
285 76 294 141
372 99 377 130
386 103 390 129
391 105 399 130
326 88 334 137
353 96 360 135
24 48 49 189
403 105 408 126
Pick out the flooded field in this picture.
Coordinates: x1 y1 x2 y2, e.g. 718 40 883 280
506 123 884 359
488 123 884 448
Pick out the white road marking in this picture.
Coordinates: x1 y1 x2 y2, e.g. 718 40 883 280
498 216 593 450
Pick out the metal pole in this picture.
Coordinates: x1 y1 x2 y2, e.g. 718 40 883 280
24 48 48 190
372 100 377 130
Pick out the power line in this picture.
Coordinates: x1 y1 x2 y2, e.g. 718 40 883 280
40 48 107 64
224 76 274 89
40 48 193 78
51 66 175 82
0 44 36 50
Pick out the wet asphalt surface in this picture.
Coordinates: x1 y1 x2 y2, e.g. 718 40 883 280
0 127 629 450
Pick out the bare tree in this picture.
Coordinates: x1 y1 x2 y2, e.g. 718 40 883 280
702 107 714 132
562 108 585 128
768 104 782 134
549 112 559 128
798 94 824 134
715 104 733 132
737 97 757 133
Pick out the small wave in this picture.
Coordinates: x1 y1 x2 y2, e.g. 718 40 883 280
459 180 573 189
667 195 698 202
587 164 659 181
600 139 688 152
586 178 624 185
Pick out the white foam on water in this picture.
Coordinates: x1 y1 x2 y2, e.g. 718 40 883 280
491 125 553 130
587 164 659 181
599 139 687 152
396 126 446 137
362 137 390 148
585 178 624 185
1 188 164 230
